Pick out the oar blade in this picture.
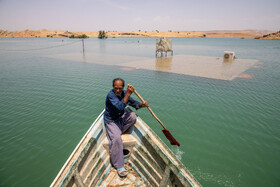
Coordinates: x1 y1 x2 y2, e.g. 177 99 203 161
162 129 180 147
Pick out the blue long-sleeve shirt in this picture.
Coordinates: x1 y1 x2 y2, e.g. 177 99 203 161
104 89 140 123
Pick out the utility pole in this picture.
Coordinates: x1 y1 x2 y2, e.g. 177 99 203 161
82 39 85 54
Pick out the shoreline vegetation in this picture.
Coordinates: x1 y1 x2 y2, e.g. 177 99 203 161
69 34 89 39
98 30 108 39
0 29 279 39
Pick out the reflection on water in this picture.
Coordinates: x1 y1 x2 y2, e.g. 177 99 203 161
82 52 86 62
252 65 261 69
221 59 234 76
99 40 107 52
155 56 173 71
119 67 135 71
239 74 253 79
49 53 259 81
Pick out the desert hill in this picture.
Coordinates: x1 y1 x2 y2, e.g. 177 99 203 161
259 30 280 40
0 29 277 39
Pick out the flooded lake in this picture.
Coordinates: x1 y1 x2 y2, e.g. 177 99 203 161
0 37 279 186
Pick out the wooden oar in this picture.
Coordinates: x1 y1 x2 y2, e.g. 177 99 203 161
133 89 180 147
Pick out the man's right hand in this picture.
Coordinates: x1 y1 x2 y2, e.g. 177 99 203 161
127 84 135 95
123 84 134 104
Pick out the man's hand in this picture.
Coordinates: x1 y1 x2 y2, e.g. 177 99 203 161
124 84 134 104
140 101 149 108
126 84 149 108
126 84 135 95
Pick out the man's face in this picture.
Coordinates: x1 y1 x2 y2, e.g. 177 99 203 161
113 80 124 96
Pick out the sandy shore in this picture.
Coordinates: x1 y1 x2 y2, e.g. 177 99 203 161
0 29 278 39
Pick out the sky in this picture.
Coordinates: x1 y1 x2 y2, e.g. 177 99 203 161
0 0 279 31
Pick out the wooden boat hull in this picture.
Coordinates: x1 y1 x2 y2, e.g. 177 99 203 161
50 109 201 187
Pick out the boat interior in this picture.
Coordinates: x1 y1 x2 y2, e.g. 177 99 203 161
51 109 200 187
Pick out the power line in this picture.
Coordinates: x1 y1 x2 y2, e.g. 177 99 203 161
0 40 82 52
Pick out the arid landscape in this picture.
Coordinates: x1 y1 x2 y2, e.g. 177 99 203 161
0 29 279 39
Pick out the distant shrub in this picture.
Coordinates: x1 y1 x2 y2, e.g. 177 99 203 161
79 34 89 38
98 30 107 39
69 34 89 39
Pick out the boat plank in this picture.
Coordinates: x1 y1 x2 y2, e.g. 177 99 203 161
100 164 147 186
159 166 170 187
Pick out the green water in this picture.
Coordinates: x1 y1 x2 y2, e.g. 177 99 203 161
0 37 279 186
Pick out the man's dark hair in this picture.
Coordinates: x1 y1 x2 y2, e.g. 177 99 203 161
112 78 125 87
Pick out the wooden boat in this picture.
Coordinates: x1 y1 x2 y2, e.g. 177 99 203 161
50 108 201 187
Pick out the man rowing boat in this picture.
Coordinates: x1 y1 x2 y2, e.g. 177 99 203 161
104 78 149 177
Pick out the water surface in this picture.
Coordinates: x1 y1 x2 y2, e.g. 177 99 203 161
0 37 279 187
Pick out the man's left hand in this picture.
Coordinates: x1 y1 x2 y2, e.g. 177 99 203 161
140 101 149 108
